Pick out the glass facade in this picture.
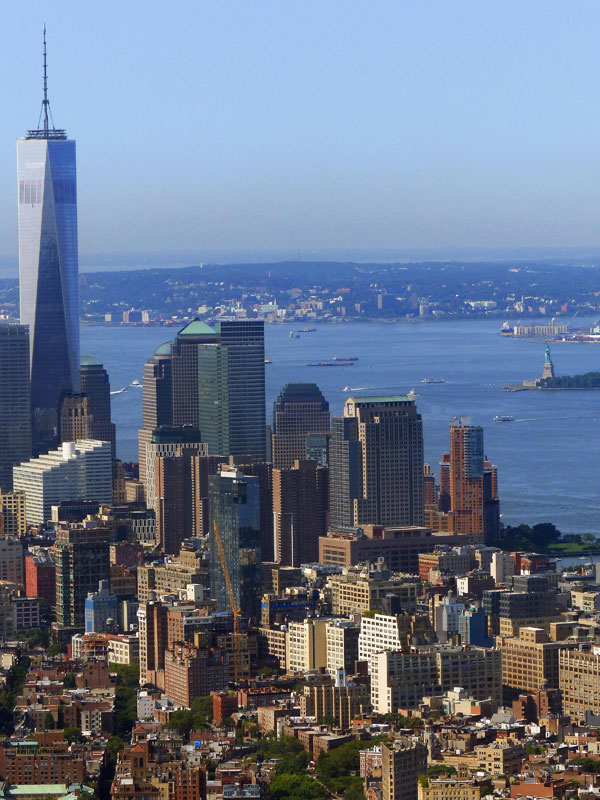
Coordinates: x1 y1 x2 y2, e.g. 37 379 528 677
209 470 261 621
18 137 79 449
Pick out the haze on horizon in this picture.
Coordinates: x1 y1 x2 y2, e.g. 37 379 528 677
3 0 600 272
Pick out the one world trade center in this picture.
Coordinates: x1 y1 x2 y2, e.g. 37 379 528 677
17 28 80 452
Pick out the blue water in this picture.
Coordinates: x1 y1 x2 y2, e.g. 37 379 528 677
81 319 600 535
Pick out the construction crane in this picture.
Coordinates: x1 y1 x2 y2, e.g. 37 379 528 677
212 519 241 683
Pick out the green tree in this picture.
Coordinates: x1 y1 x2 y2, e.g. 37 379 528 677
64 726 85 744
269 774 328 800
63 673 76 689
167 710 194 737
43 712 55 730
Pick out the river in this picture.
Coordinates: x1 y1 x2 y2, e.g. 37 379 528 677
81 317 600 536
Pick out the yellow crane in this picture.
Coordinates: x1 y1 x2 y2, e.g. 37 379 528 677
212 519 241 683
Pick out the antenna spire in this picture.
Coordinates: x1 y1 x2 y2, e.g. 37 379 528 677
27 25 66 139
42 24 49 132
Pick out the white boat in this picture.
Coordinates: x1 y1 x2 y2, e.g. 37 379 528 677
494 415 515 423
130 379 142 387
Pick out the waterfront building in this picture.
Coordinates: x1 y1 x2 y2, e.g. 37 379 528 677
79 357 116 456
18 32 80 451
171 319 266 460
13 440 112 525
209 467 261 620
272 383 330 469
0 325 31 490
138 341 173 496
273 459 328 566
329 395 424 530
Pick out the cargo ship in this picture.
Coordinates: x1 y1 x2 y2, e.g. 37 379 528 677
332 356 358 361
421 378 445 384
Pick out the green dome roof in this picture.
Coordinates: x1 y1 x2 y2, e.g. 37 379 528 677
154 341 172 356
80 355 103 366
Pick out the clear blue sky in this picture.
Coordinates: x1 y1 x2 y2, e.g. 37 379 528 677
2 0 600 269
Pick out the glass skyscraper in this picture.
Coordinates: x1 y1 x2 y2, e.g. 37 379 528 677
17 33 80 451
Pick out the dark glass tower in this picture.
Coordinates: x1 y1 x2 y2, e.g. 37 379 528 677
0 324 32 490
18 30 79 452
272 382 330 469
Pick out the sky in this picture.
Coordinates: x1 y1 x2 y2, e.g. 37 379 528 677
3 0 600 271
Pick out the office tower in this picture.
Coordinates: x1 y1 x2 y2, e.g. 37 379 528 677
0 325 32 490
145 425 205 509
155 448 212 554
329 396 424 530
559 647 600 722
228 456 274 562
0 491 27 537
60 393 92 443
13 440 113 525
209 467 261 620
139 342 173 495
273 460 328 566
272 383 330 468
299 679 371 729
18 31 79 451
84 579 118 633
79 357 116 456
171 319 266 460
55 524 113 630
448 417 500 542
500 626 567 700
382 742 428 800
306 432 330 467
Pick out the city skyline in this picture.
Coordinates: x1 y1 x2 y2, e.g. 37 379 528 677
4 3 600 273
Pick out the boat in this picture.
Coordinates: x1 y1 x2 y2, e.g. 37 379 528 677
289 332 300 339
494 415 515 423
343 386 351 391
299 328 316 333
264 359 272 364
332 356 358 361
130 379 142 387
421 378 445 384
408 388 417 397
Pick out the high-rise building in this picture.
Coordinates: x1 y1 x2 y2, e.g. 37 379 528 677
139 342 173 495
273 459 328 566
54 523 113 631
0 538 24 585
330 396 424 530
79 356 116 456
0 325 31 490
13 440 113 525
427 419 500 543
0 491 27 537
209 467 261 620
272 383 330 469
171 319 266 460
137 597 169 685
382 741 428 800
144 426 206 518
25 551 56 607
18 31 79 451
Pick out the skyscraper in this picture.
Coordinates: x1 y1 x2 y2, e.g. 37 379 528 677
0 324 31 490
449 416 499 542
139 341 173 496
272 383 330 469
79 357 116 455
55 523 113 632
171 319 266 460
273 459 328 566
18 30 80 451
329 396 424 530
209 467 261 621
